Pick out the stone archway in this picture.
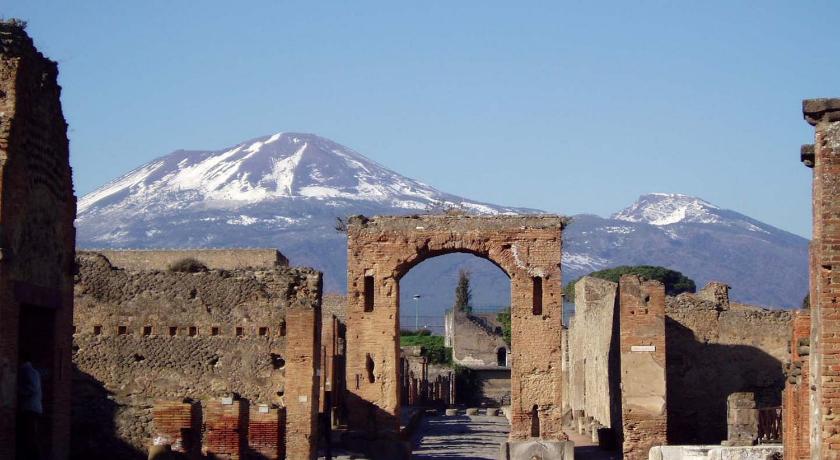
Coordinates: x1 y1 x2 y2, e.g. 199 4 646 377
345 214 568 447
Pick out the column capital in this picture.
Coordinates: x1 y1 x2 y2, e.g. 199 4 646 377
803 98 840 126
802 144 815 168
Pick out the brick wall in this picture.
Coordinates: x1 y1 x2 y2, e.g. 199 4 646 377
345 214 567 443
0 21 77 460
619 275 667 460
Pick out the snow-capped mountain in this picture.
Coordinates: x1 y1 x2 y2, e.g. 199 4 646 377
76 133 809 314
562 193 807 307
78 132 520 219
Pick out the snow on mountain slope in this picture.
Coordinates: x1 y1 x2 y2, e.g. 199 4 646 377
78 132 506 217
612 193 723 225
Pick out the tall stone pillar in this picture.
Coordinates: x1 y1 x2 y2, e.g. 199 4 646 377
803 98 840 460
285 298 322 460
618 275 667 460
0 20 77 460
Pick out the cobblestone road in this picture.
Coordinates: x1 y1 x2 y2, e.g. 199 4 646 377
411 413 510 459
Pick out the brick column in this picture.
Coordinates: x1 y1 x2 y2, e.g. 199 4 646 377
248 405 286 460
284 305 321 460
152 401 199 456
803 98 840 460
203 399 245 460
618 275 667 460
784 310 811 460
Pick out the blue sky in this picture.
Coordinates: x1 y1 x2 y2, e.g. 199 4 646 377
6 1 836 237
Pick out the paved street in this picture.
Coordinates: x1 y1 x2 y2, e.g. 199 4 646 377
412 413 510 459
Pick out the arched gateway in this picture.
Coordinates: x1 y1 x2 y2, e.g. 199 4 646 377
345 214 570 453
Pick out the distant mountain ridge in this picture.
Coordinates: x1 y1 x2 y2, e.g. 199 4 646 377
76 133 808 314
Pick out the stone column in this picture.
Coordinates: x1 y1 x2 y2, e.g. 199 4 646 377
618 275 667 460
803 98 840 460
285 303 322 460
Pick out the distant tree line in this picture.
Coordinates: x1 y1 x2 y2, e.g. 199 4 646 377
564 265 696 302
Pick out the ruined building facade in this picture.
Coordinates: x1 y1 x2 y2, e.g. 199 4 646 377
0 21 77 460
565 277 790 457
72 250 322 460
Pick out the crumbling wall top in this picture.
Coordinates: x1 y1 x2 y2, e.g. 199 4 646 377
80 248 289 271
347 214 568 232
803 98 840 125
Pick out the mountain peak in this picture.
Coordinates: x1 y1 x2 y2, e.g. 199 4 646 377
612 193 722 226
77 132 530 220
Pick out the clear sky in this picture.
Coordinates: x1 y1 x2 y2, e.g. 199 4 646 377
6 1 837 237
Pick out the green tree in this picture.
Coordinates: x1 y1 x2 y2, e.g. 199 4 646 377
497 308 511 346
564 265 696 302
454 269 472 314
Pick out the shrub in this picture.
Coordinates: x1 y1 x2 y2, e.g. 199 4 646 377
168 257 208 273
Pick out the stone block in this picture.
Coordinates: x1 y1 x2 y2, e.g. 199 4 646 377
445 408 458 416
499 440 575 460
466 408 479 416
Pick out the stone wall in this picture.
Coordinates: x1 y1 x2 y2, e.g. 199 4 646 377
71 252 322 459
90 248 287 271
445 310 510 368
0 21 77 460
567 276 620 430
665 285 790 444
346 214 567 444
619 275 668 460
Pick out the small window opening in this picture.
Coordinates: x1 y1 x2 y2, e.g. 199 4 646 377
93 325 102 335
142 326 152 336
363 275 375 312
236 327 244 337
258 327 268 336
279 321 287 336
169 326 178 336
117 325 127 335
211 326 220 336
532 277 543 315
188 326 197 337
72 325 77 334
531 405 540 437
497 348 507 367
366 353 375 383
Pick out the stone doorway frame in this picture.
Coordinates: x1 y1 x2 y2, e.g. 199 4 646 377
345 214 568 443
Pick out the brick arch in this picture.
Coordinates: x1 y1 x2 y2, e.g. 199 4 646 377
345 214 568 444
394 246 513 282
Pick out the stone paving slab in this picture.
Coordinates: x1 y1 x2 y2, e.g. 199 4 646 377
412 414 510 459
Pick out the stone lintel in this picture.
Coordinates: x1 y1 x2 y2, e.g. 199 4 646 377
801 144 815 168
803 98 840 126
347 214 569 232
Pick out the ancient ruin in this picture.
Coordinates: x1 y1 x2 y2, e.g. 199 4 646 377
0 21 77 460
345 214 569 457
71 250 323 459
786 98 840 460
565 276 790 457
444 309 511 405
